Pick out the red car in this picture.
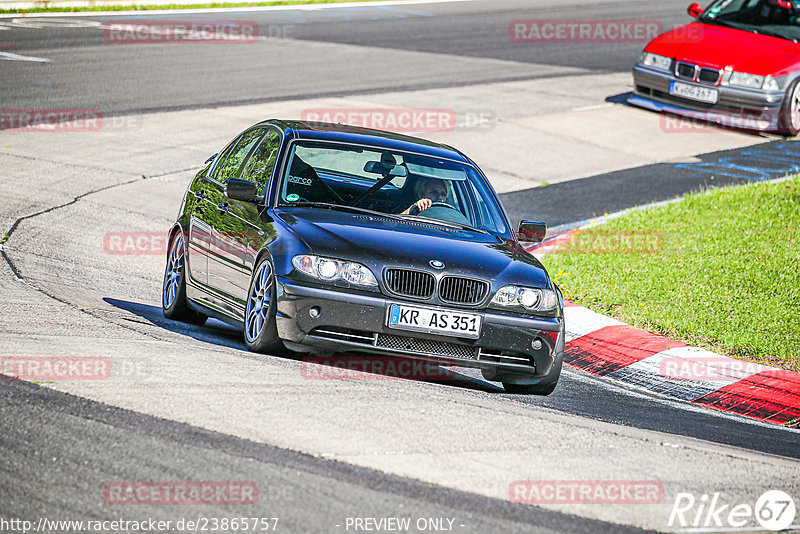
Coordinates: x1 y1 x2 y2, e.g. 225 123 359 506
631 0 800 135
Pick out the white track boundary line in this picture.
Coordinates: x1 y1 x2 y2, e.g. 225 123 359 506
0 0 475 18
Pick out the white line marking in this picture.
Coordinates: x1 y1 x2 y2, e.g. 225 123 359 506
571 103 613 112
0 0 475 19
10 17 101 28
550 175 797 235
0 51 51 62
679 526 800 533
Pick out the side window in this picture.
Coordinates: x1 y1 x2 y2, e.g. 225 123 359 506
211 128 265 184
241 129 281 188
465 180 497 232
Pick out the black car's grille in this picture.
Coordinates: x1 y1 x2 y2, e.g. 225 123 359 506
698 68 722 85
376 334 478 360
384 269 435 299
439 276 489 305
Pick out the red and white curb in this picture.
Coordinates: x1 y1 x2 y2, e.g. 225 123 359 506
530 204 800 427
561 302 800 426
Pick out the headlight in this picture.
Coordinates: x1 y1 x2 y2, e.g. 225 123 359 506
762 76 780 91
292 255 378 287
728 71 766 89
639 52 672 71
491 285 558 313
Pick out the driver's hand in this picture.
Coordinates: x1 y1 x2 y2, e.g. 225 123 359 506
413 198 432 212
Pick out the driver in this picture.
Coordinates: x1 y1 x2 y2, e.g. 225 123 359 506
401 177 450 215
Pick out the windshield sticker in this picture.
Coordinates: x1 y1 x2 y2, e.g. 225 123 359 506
287 194 300 202
288 175 313 186
708 0 734 17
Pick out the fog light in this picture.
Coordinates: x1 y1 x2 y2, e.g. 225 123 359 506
532 338 542 350
309 307 321 318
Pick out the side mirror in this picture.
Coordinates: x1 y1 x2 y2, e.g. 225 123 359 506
687 2 704 18
225 178 260 203
517 220 547 244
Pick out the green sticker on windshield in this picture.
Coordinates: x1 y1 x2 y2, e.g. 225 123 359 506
287 194 300 202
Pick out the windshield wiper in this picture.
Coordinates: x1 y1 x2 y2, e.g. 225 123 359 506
284 201 490 233
704 17 798 42
403 214 490 234
752 27 798 42
284 201 406 220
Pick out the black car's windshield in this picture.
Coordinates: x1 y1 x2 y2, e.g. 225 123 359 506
701 0 800 41
277 141 510 235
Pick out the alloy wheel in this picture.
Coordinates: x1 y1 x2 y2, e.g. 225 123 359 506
791 83 800 133
163 234 184 310
246 261 273 343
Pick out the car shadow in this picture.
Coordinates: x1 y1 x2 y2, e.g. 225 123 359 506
103 298 501 393
104 297 249 352
605 92 634 106
607 91 773 138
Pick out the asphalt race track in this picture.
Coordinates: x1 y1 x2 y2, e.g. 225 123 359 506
1 1 798 533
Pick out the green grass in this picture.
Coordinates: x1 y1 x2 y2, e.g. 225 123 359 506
543 177 800 372
1 0 383 13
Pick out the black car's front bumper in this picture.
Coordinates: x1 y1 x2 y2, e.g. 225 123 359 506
631 64 786 131
275 277 564 381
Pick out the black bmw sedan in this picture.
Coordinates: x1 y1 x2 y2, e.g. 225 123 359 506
163 120 564 394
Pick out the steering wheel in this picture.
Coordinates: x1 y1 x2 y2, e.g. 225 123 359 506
416 202 472 226
408 201 452 215
423 201 459 212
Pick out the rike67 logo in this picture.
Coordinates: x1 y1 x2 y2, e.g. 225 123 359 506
668 490 796 531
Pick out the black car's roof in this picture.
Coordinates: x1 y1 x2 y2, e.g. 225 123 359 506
260 119 471 163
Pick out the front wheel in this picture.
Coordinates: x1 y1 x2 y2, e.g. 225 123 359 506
779 79 800 137
244 256 284 354
503 380 558 396
162 232 207 325
501 345 563 396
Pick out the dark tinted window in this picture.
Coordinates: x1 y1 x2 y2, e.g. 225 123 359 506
241 129 281 188
278 141 510 236
703 0 800 39
211 128 265 184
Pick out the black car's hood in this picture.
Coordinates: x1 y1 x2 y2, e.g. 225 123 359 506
275 208 550 288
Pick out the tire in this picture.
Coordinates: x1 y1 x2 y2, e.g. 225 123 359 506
243 256 284 354
503 380 558 396
778 79 800 137
501 349 563 396
162 231 207 326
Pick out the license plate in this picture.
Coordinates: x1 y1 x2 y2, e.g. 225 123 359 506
387 304 481 339
670 81 719 104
